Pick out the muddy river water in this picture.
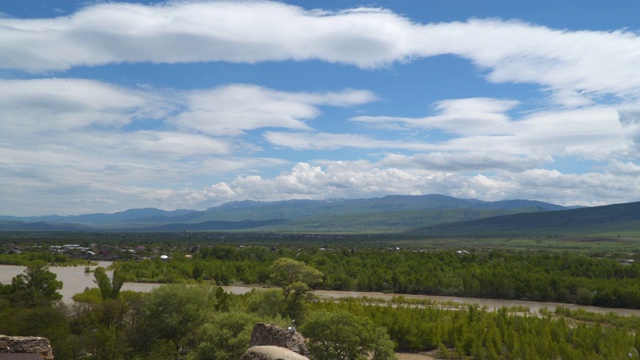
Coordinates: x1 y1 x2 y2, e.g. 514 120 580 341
2 263 640 317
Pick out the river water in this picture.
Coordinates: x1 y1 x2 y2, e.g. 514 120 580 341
0 263 264 301
2 264 640 317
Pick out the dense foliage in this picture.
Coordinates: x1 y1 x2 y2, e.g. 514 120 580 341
0 261 63 307
4 259 640 359
117 246 640 309
0 252 93 266
308 299 640 359
303 249 640 308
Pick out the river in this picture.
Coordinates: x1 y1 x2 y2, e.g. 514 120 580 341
2 264 640 317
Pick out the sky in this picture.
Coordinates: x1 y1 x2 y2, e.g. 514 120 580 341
2 1 640 216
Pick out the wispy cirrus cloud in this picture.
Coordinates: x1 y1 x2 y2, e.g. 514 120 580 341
263 131 431 151
0 78 166 133
351 98 518 135
172 84 376 136
0 77 377 215
2 2 640 107
352 99 626 161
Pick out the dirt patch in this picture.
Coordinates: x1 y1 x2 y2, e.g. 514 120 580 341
396 352 436 360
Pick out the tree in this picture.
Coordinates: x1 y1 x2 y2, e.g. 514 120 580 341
244 289 286 318
93 266 124 300
371 327 397 360
301 309 396 360
269 258 323 318
10 261 62 306
191 312 260 360
136 284 218 355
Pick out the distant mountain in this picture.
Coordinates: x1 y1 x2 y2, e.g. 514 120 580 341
0 195 576 232
132 219 288 232
185 195 570 223
417 201 640 236
0 221 89 231
4 196 638 235
0 208 196 225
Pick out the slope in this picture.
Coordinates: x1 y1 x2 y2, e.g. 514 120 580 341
417 201 640 236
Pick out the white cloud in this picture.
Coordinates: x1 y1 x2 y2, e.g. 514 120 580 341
2 2 640 106
606 160 640 176
0 78 164 133
0 2 415 71
2 1 640 214
499 169 640 206
0 76 379 215
69 197 117 205
353 100 627 161
122 131 231 157
618 107 640 151
137 161 640 210
379 152 550 172
0 79 374 161
172 84 376 136
352 98 518 135
264 131 430 151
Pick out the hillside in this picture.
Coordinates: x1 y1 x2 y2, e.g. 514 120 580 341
417 201 640 236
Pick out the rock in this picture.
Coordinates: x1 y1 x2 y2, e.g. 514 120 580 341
241 346 309 360
249 323 309 357
0 335 54 360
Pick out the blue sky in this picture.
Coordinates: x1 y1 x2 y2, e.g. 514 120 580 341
2 1 640 216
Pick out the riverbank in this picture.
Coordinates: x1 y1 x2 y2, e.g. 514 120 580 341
2 264 640 317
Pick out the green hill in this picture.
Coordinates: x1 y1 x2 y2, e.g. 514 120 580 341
417 201 640 237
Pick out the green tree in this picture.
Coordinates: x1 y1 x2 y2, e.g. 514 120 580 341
94 266 125 301
135 284 218 355
371 327 397 360
10 261 62 306
302 309 395 360
191 312 260 360
244 289 286 318
269 257 323 319
269 258 324 301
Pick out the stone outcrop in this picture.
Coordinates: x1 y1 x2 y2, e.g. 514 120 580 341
249 323 309 357
0 335 54 360
241 346 309 360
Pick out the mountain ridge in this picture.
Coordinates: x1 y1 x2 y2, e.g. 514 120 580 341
0 194 573 232
418 200 640 236
0 195 569 224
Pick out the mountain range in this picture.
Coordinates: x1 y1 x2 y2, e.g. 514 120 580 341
0 194 587 233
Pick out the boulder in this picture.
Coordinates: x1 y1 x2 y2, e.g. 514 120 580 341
0 335 54 360
241 346 309 360
249 323 309 357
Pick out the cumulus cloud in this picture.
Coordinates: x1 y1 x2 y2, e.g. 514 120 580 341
606 160 640 176
134 161 640 210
